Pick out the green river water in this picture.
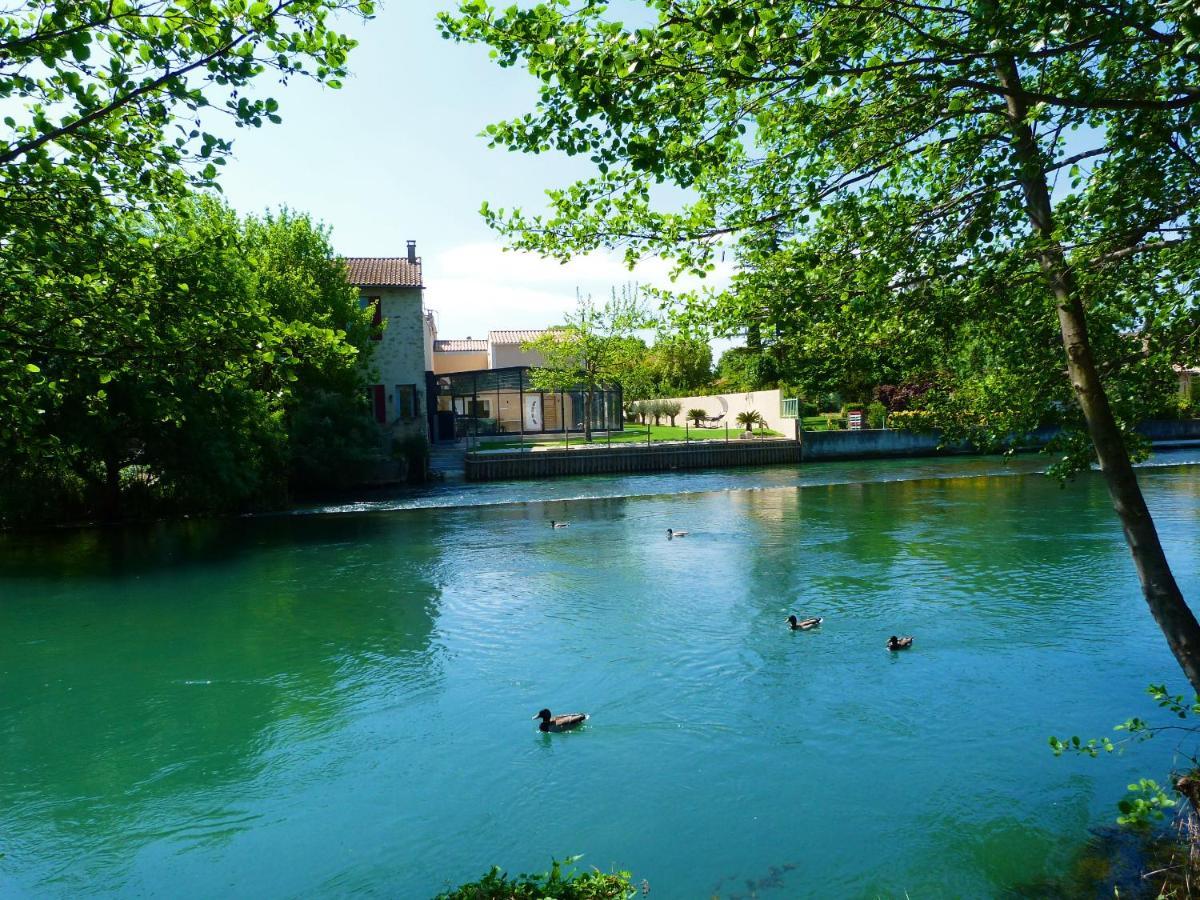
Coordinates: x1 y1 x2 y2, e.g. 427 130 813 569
3 451 1200 897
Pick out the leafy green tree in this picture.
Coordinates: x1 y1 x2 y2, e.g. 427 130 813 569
1 0 369 205
443 0 1200 690
0 193 373 523
523 288 649 441
645 333 713 395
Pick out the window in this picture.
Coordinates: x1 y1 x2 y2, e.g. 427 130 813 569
395 384 419 419
367 296 382 341
467 398 491 418
368 384 386 424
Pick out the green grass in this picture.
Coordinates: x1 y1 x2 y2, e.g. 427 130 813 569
476 423 783 451
801 414 842 430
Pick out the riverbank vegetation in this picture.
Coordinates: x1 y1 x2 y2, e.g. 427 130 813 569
1 0 373 527
440 0 1200 691
436 860 636 899
2 198 379 527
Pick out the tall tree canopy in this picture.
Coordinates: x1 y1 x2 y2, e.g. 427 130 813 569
443 0 1200 688
1 197 375 525
1 0 369 203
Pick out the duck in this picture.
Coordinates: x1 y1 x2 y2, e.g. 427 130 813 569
666 528 689 538
886 635 914 651
550 520 568 528
787 615 823 631
533 708 589 732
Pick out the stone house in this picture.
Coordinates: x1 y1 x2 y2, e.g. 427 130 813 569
345 243 430 439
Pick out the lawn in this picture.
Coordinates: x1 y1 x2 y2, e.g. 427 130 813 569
475 423 784 451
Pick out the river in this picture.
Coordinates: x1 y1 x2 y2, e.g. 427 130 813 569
2 450 1199 897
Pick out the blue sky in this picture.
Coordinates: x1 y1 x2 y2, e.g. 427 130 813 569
216 0 732 342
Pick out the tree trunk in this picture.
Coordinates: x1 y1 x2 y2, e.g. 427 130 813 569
584 386 594 442
997 58 1200 693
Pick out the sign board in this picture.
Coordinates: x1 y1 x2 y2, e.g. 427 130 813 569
847 410 864 431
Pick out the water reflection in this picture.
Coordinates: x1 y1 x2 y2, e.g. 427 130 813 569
0 457 1197 897
0 512 446 894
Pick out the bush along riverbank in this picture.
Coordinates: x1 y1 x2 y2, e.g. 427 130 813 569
1047 684 1200 897
435 859 638 899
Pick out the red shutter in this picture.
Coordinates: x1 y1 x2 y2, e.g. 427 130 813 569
370 297 382 340
371 385 386 423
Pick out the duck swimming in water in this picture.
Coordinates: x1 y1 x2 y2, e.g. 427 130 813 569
533 709 589 732
550 520 568 528
666 528 688 538
787 615 823 631
886 635 914 651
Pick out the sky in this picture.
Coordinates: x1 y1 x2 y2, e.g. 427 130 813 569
214 0 735 344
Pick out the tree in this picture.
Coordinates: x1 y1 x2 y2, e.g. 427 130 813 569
645 333 713 396
443 0 1200 691
0 193 374 524
523 289 648 441
1 0 368 205
688 408 707 427
661 400 683 427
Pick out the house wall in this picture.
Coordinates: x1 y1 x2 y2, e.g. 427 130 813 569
363 285 428 437
646 389 790 434
433 350 489 374
489 343 546 369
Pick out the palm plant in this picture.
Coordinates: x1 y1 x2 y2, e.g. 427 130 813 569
688 408 707 427
736 410 764 433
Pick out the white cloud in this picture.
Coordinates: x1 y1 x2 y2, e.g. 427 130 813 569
423 241 734 339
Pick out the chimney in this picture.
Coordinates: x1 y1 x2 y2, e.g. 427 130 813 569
406 240 417 264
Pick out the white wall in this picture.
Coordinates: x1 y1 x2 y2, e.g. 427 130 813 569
488 342 546 369
646 389 792 434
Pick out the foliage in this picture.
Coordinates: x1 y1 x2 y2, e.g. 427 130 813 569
661 399 683 426
736 410 765 432
524 288 649 441
867 401 887 430
644 333 713 396
435 858 636 900
442 0 1200 689
1049 683 1200 828
688 407 707 427
886 411 937 434
0 0 370 208
392 434 431 484
0 193 375 524
874 382 936 413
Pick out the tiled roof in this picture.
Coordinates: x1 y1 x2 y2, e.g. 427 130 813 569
489 329 547 345
434 339 488 352
344 257 423 288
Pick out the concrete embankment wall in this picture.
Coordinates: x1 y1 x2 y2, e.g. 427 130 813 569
464 440 802 481
460 420 1200 480
800 419 1200 462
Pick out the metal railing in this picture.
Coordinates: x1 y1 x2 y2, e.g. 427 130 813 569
780 398 799 419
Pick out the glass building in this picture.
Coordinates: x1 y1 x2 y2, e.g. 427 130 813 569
432 366 623 440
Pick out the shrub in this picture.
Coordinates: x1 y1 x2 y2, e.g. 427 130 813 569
392 433 430 483
818 392 842 413
887 409 937 432
867 401 887 429
736 409 765 432
436 859 636 899
687 407 707 426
